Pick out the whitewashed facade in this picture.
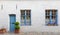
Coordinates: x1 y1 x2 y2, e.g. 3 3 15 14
0 1 60 32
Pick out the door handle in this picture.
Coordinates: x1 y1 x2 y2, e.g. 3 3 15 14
12 23 15 24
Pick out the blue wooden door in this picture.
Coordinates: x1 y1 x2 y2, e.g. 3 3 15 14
9 14 16 32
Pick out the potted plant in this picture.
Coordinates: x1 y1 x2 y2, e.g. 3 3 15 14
15 22 20 33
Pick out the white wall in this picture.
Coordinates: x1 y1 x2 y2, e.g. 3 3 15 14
0 1 60 32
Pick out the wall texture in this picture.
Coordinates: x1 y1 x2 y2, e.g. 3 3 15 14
0 1 60 32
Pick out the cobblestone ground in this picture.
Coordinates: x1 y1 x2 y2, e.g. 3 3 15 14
0 32 60 35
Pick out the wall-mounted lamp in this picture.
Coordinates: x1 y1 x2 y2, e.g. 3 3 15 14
16 4 17 10
1 4 3 10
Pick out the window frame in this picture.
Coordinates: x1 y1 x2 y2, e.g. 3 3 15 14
20 9 31 26
45 9 58 26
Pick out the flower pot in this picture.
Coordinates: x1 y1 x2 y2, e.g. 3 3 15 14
15 29 20 33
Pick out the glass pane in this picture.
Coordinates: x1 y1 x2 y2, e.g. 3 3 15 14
26 10 31 16
45 10 50 16
52 19 56 23
21 20 24 23
26 21 31 25
48 10 50 16
52 16 56 19
26 16 30 20
45 20 49 24
52 12 56 16
45 10 47 16
21 16 25 20
52 10 57 12
21 23 25 25
45 12 47 16
21 10 25 16
47 16 50 19
21 18 25 25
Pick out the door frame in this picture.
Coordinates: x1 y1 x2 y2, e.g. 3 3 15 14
9 14 16 32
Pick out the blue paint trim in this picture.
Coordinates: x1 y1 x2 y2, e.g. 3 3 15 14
30 10 31 25
56 10 58 25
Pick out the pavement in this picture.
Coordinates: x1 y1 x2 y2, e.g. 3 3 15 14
0 32 60 35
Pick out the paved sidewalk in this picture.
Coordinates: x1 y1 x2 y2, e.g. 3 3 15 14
0 32 60 35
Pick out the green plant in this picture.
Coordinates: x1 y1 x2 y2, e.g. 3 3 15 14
15 22 20 29
15 22 19 25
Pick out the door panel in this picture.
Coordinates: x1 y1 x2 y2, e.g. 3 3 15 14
9 14 16 32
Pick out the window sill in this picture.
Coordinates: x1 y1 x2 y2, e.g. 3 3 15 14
46 24 58 26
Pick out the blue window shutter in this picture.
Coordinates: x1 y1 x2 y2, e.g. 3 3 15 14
49 11 52 24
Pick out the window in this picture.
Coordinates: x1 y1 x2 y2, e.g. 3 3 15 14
21 9 31 26
45 9 58 26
